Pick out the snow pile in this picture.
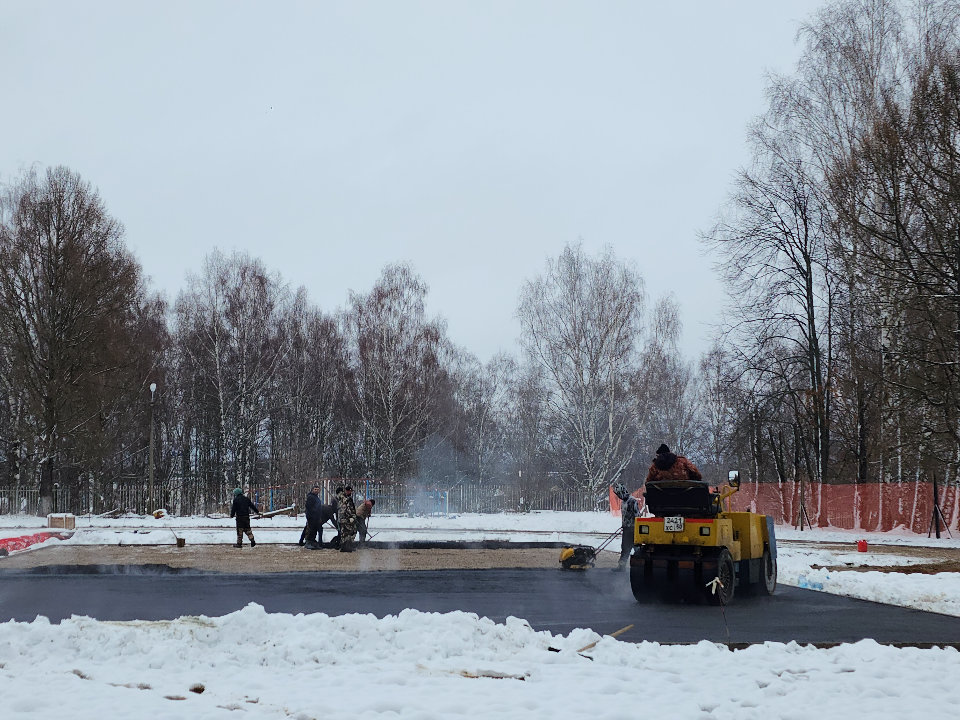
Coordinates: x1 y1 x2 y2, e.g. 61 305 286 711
778 551 960 617
779 546 930 570
1 605 958 719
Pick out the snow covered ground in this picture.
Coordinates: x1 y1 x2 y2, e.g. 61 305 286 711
4 511 960 616
2 514 960 717
1 604 958 720
4 509 959 545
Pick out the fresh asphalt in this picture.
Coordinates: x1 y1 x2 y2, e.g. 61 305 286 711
1 565 959 645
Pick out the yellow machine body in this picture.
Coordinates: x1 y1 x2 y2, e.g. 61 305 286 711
634 511 770 562
558 544 597 570
629 478 778 604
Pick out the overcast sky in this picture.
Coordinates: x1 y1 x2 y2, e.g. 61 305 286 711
1 1 823 361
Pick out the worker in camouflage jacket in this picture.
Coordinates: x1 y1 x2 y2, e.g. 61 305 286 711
337 485 357 552
644 444 703 484
613 483 640 571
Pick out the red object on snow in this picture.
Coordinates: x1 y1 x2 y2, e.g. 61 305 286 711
0 531 70 556
857 539 868 552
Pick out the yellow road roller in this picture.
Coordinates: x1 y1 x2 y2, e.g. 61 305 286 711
629 472 776 604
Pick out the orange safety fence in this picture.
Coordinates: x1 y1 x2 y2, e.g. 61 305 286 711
609 481 959 533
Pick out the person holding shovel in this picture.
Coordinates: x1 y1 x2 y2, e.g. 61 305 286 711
613 483 640 571
355 498 375 544
230 487 259 548
317 500 339 547
299 488 340 547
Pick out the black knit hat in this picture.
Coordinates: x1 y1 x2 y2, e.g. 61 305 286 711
656 443 670 455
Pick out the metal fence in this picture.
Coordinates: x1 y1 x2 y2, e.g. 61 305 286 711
0 487 72 516
251 479 605 517
0 481 228 518
0 479 607 517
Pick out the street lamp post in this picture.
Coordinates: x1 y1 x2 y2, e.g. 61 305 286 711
149 382 157 514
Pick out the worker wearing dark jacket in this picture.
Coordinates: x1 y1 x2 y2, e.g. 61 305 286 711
318 501 338 546
230 488 259 548
303 486 322 549
644 444 703 484
299 495 340 547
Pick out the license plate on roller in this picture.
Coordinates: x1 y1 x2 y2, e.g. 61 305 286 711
664 516 684 532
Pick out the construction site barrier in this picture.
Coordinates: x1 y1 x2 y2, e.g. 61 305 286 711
609 481 959 533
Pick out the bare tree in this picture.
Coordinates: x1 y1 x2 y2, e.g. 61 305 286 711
693 344 740 480
702 0 960 510
517 243 645 494
270 293 352 484
502 360 553 490
174 250 290 493
453 350 515 485
0 166 147 514
636 294 700 458
705 132 837 486
834 48 960 456
343 263 449 480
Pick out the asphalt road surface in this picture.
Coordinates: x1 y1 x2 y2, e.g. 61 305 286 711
2 566 959 645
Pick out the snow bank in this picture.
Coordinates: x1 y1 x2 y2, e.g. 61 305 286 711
777 525 960 548
1 605 957 719
778 548 960 617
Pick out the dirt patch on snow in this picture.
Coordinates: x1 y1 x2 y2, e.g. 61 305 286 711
0 543 621 573
783 541 960 561
818 560 960 575
782 542 960 574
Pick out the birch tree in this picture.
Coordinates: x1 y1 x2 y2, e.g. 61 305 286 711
517 243 645 494
175 250 290 492
454 351 515 485
343 263 448 480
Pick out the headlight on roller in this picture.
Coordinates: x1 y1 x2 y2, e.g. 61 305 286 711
638 525 650 535
699 526 711 536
